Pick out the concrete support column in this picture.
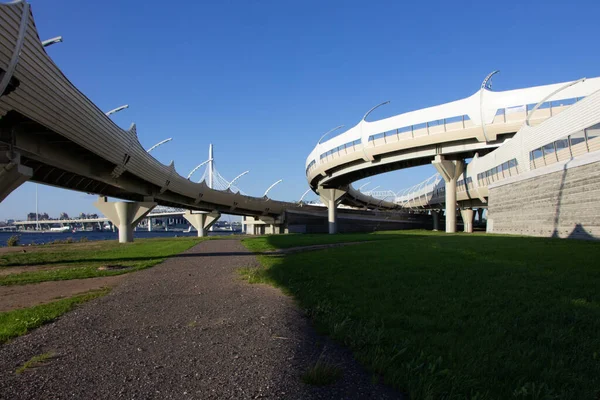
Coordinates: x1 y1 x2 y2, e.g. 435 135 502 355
319 187 347 234
432 210 440 231
477 208 484 223
148 217 152 232
93 197 156 243
461 209 474 233
0 153 33 203
432 156 464 233
183 210 220 237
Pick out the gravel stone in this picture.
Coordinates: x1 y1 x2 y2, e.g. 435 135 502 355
0 239 402 399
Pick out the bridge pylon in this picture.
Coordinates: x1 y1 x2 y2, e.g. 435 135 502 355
183 210 220 237
94 196 156 243
432 156 464 233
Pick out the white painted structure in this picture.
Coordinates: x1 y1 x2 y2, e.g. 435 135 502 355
306 73 600 232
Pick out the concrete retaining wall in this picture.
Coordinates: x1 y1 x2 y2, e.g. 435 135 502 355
487 156 600 239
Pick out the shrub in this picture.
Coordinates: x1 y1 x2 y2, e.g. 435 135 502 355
6 235 20 247
79 236 89 243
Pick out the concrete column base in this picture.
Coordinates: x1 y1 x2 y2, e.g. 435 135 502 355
477 208 484 223
461 209 474 233
183 210 220 237
93 197 156 243
432 155 464 233
432 210 440 231
319 187 347 234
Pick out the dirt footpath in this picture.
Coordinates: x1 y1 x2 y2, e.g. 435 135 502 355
0 239 402 399
0 275 127 312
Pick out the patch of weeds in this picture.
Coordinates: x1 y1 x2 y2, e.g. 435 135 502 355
0 288 110 344
15 351 55 374
6 235 20 247
237 266 271 284
301 349 342 386
187 321 198 327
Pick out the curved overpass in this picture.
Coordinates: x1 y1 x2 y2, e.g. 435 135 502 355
306 70 600 231
0 1 397 240
397 87 600 210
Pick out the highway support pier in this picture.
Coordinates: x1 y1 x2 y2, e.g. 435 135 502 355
183 210 220 237
94 196 156 243
319 187 347 234
432 155 464 233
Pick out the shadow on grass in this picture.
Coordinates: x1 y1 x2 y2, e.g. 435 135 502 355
244 231 600 399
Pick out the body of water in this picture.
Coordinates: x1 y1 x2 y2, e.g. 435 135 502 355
0 230 241 247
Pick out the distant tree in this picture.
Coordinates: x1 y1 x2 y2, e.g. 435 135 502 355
40 213 49 220
60 212 69 220
79 212 86 220
27 213 37 221
89 213 99 219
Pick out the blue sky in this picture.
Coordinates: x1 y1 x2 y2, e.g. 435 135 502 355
2 0 599 220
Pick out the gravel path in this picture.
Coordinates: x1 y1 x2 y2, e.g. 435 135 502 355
0 239 401 399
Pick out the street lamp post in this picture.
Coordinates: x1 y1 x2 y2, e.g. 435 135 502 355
226 171 249 190
263 179 283 198
317 125 345 145
146 138 172 153
105 105 129 116
187 158 213 180
42 36 63 47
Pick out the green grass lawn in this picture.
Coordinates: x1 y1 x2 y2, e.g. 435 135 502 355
0 288 109 344
241 231 404 252
0 237 204 285
241 231 600 399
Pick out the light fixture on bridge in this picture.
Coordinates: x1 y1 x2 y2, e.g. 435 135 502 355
317 125 345 145
41 36 63 47
480 70 500 143
299 188 312 203
146 138 172 153
362 100 390 122
187 158 213 180
358 182 371 191
105 104 129 116
263 179 283 198
226 171 249 190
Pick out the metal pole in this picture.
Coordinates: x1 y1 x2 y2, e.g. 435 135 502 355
226 171 249 190
42 36 63 47
105 105 129 116
263 179 283 198
299 188 312 203
208 144 214 189
35 184 39 231
187 159 212 180
317 125 345 145
146 138 172 153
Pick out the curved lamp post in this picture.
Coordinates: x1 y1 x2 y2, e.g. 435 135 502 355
299 188 312 203
105 104 129 116
358 181 371 191
146 138 172 153
42 36 63 47
526 77 586 126
361 101 390 160
363 100 390 122
226 171 249 190
479 70 499 143
317 125 345 145
187 158 213 180
263 179 283 198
